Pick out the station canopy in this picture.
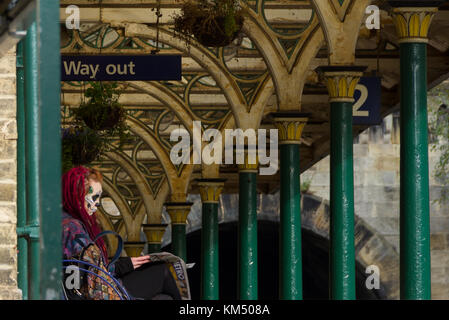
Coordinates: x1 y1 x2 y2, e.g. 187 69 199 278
58 0 449 231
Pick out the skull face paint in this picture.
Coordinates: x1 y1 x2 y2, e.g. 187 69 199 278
85 180 102 216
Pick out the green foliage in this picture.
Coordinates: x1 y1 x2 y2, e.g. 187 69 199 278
300 179 312 194
62 82 132 172
84 81 119 103
62 126 104 173
73 82 131 148
428 84 449 204
173 0 245 47
224 11 238 38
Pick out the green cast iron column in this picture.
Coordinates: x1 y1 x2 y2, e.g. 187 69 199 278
197 179 225 300
399 42 431 300
201 202 219 299
272 114 308 300
147 243 161 254
23 22 40 300
280 144 302 299
330 101 356 300
16 40 28 300
172 224 187 261
238 164 258 300
166 203 193 262
318 66 366 300
143 224 168 254
36 0 62 299
389 4 441 299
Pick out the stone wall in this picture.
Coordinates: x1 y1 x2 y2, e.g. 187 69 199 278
0 48 21 299
301 81 449 299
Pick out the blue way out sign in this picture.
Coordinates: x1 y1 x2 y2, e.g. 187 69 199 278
61 55 182 81
353 77 382 126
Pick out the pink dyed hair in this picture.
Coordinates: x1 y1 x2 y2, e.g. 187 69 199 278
62 166 108 260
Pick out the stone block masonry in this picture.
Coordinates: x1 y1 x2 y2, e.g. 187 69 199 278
0 48 22 300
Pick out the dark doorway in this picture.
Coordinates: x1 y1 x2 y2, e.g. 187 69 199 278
162 220 384 300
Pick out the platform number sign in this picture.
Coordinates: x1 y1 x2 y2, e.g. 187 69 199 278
353 77 381 125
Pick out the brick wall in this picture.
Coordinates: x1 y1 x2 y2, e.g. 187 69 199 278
0 48 21 300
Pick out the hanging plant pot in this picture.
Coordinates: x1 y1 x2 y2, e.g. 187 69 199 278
62 127 104 172
74 82 127 132
77 101 125 131
192 15 243 47
173 0 245 48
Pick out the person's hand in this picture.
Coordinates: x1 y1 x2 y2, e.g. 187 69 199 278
131 255 151 269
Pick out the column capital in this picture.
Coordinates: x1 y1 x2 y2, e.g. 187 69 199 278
165 202 193 225
316 66 367 103
270 112 309 145
142 224 168 244
196 178 226 204
388 2 440 43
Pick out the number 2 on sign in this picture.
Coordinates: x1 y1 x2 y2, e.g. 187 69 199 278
354 84 369 117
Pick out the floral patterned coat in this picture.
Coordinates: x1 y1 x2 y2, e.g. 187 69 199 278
62 211 131 299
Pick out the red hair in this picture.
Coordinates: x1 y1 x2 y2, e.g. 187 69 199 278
62 166 108 260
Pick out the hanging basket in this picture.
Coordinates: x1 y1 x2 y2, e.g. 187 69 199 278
173 0 245 48
191 15 243 47
77 102 125 131
62 127 103 172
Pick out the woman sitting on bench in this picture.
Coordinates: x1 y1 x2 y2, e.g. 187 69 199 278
62 166 190 300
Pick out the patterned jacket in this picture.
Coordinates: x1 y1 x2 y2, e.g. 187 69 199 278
62 211 133 299
62 211 113 269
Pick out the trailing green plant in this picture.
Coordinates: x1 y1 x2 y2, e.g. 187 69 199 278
173 0 245 48
62 126 104 173
62 82 132 172
74 81 131 147
300 179 312 194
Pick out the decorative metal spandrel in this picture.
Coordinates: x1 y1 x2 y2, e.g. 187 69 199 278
259 0 315 38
